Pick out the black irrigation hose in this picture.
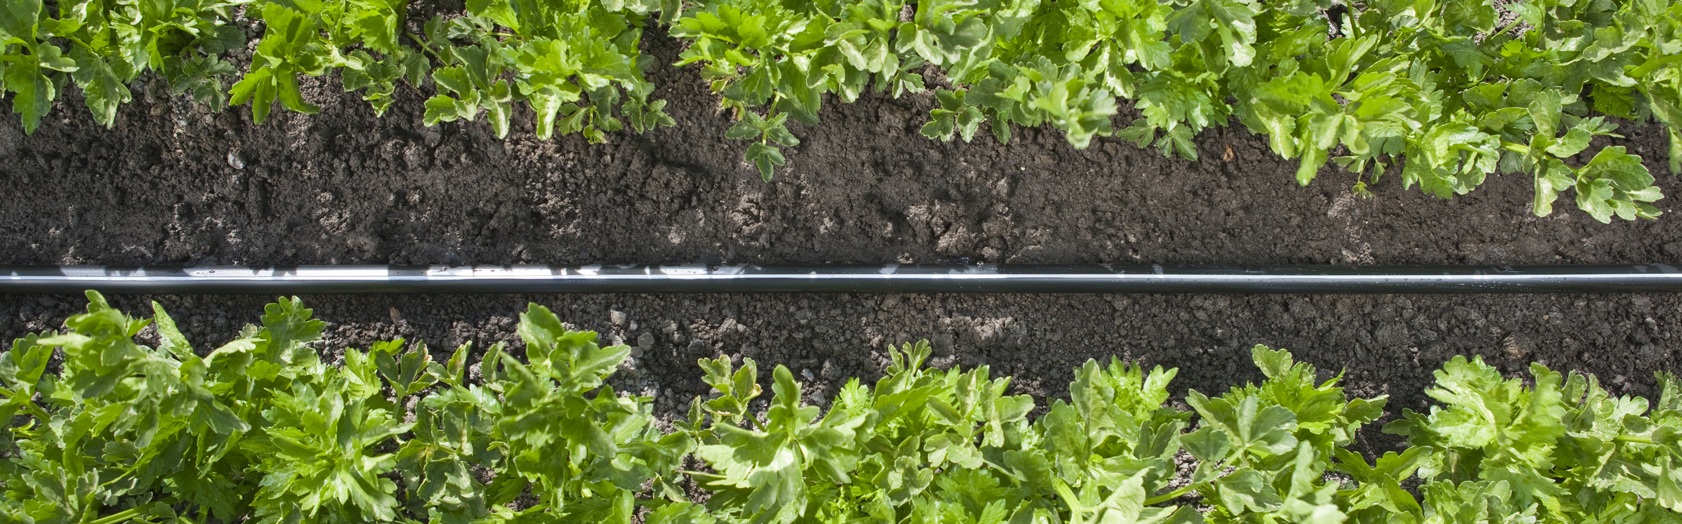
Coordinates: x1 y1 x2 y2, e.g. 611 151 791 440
2 264 1681 294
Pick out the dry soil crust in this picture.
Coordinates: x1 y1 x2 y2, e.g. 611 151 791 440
2 29 1679 451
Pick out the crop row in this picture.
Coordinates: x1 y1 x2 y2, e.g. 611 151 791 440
1 0 1680 220
1 292 1679 523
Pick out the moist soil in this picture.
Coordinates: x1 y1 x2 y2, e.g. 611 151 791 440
3 28 1681 452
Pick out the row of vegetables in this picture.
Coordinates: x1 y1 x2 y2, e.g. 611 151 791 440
0 292 1678 523
1 0 1679 219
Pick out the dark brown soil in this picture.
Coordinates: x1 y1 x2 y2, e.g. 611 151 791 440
5 31 1680 267
2 28 1679 452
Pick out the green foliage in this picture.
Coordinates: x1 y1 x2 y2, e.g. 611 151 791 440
411 0 668 141
3 0 1679 219
1385 355 1682 522
672 0 923 179
0 0 243 133
4 0 669 139
1178 346 1388 524
0 295 687 524
5 296 1682 524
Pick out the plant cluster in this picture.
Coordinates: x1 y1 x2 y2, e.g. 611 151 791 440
0 0 1679 219
3 293 1682 524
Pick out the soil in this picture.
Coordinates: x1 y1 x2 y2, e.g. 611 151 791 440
3 27 1681 453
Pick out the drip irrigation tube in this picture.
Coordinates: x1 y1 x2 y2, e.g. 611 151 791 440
1 264 1680 294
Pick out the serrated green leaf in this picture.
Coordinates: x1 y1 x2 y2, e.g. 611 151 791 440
6 62 54 134
151 302 193 360
1215 468 1283 514
0 0 39 42
747 142 786 181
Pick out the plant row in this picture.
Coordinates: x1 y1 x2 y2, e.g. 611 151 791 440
2 292 1680 524
1 0 1680 220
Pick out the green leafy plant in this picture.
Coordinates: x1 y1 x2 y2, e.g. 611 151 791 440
0 0 244 133
4 0 1681 221
1176 347 1380 523
0 295 691 524
5 294 1682 524
412 0 671 141
672 0 924 179
238 0 442 123
1385 355 1682 522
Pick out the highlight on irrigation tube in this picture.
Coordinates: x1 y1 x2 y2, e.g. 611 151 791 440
3 264 1682 294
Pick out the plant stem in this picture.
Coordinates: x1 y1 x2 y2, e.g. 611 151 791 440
1629 53 1682 79
87 506 146 524
1490 17 1526 39
23 402 50 421
1144 484 1195 505
1 387 54 421
981 456 1025 483
404 31 449 64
